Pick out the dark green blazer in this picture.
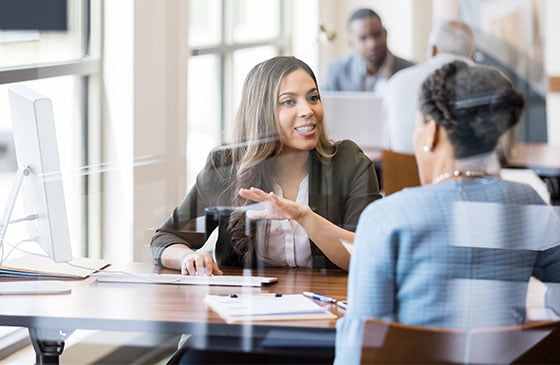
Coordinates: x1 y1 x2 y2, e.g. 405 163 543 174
151 140 381 269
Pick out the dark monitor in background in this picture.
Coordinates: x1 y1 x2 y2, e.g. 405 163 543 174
1 84 72 263
0 0 67 31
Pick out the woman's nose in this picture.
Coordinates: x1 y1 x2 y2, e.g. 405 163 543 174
298 101 313 117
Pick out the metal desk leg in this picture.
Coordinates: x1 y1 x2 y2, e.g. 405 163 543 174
28 328 73 365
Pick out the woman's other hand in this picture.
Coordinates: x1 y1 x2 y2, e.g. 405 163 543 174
180 252 223 276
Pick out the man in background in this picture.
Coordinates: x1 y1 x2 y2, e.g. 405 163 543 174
384 20 475 153
321 8 414 94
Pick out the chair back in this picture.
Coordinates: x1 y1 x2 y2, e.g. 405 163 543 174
469 320 560 364
381 149 421 196
361 319 466 364
360 318 560 364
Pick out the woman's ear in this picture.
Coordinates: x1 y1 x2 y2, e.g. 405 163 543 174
424 118 439 151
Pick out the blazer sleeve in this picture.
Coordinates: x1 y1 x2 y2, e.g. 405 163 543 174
337 140 382 231
150 150 233 266
308 140 382 268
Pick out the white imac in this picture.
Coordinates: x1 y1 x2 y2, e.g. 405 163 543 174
0 84 72 263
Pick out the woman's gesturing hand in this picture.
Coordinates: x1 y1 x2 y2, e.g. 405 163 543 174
239 187 308 221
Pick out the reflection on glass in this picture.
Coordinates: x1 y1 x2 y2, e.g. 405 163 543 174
189 0 222 47
187 55 221 188
232 0 280 42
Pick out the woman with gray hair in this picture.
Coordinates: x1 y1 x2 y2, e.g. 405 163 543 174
335 60 560 364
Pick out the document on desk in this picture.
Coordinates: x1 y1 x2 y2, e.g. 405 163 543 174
204 293 337 323
0 255 110 279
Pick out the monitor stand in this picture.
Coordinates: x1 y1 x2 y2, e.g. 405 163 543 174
0 166 30 248
0 280 71 295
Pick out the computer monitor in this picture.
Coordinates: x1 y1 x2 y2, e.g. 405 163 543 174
1 84 72 263
321 91 387 150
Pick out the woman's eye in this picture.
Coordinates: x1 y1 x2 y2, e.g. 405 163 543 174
309 95 320 103
280 99 295 106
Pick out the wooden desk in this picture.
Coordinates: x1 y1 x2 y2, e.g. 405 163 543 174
0 265 347 363
507 143 560 204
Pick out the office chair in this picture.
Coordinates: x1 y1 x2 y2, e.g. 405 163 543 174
360 318 560 364
381 149 421 196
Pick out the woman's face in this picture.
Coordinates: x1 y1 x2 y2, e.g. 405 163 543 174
276 69 323 153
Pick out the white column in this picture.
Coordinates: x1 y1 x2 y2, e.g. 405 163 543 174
103 0 134 261
103 0 188 262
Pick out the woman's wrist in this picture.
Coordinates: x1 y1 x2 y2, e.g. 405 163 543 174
292 205 312 223
162 244 195 271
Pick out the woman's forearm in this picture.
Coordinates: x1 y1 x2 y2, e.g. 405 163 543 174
294 206 354 271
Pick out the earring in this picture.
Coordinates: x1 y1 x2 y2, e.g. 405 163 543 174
422 145 431 153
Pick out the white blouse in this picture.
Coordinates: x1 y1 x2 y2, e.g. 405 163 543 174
255 175 313 268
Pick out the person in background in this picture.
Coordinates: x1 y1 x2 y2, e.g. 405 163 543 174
384 20 475 153
334 60 560 364
150 56 381 275
321 8 414 94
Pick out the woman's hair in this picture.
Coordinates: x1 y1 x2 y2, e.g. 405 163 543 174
225 56 334 263
428 20 474 58
419 60 525 159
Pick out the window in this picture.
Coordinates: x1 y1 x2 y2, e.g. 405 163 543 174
0 0 101 258
186 0 289 187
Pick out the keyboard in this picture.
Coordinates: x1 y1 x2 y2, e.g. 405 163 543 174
92 272 278 287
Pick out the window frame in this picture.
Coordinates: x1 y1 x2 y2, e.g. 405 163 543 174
188 0 291 145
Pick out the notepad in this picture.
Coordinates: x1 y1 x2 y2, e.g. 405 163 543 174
204 293 337 323
0 255 110 279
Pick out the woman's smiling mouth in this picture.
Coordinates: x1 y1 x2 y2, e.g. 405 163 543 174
295 124 316 135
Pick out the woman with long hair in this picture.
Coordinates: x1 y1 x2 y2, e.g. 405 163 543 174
151 56 381 274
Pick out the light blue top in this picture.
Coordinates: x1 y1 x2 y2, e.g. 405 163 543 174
335 177 560 365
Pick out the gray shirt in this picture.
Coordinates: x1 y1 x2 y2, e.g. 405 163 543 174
321 51 414 93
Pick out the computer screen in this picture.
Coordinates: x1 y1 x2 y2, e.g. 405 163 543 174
0 0 67 31
5 84 72 263
321 91 387 150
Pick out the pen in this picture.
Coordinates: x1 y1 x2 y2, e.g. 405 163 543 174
303 291 337 304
